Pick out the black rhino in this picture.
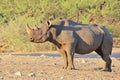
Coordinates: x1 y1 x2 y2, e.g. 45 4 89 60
26 19 113 72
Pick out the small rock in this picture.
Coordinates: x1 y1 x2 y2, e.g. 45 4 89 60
60 76 64 79
14 71 22 76
40 72 44 74
0 58 2 60
41 79 47 80
53 63 57 65
28 73 35 77
0 76 3 79
40 54 46 57
6 71 9 74
112 64 116 67
39 71 47 75
81 59 86 63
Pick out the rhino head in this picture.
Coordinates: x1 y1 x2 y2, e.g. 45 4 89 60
26 21 51 43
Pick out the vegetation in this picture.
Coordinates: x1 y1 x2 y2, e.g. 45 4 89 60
0 0 120 52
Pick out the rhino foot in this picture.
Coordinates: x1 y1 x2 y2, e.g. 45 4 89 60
62 66 67 69
95 67 112 72
102 68 112 72
67 66 75 70
100 68 112 72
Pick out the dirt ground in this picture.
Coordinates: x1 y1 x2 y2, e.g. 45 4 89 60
0 48 120 80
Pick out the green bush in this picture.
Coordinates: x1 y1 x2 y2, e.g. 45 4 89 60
0 0 119 52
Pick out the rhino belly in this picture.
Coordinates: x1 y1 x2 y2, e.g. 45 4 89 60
75 43 99 54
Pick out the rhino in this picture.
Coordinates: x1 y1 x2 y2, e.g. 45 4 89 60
26 19 113 72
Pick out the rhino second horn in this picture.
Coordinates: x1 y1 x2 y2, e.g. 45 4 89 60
34 25 39 30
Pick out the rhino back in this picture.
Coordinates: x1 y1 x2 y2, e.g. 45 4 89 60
50 19 79 26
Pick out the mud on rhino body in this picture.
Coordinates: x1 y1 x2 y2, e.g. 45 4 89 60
26 19 113 72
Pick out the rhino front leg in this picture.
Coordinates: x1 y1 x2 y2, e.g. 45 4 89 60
65 45 75 70
58 49 68 69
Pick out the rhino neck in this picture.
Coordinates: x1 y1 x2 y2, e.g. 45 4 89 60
49 38 62 49
48 26 62 49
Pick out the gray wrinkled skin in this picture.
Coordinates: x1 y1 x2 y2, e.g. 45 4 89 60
26 19 113 72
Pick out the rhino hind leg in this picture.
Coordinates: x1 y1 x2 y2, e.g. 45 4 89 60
102 54 112 72
95 48 112 72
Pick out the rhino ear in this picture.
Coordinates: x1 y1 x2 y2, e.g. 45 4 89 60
26 24 32 34
40 20 43 23
47 21 51 27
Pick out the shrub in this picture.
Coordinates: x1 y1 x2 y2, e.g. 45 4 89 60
0 0 119 52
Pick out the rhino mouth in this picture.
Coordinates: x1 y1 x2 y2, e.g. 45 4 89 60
30 39 47 43
29 39 40 43
30 40 41 43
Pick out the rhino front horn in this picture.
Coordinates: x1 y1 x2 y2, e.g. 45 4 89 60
26 24 32 34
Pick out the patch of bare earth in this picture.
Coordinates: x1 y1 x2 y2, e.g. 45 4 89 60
0 51 120 80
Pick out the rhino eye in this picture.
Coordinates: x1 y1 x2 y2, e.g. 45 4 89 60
30 37 34 41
